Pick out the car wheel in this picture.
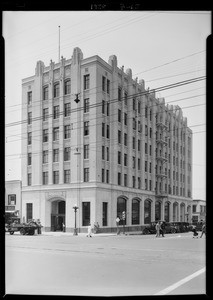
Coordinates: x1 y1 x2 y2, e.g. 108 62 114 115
10 231 14 235
171 228 176 234
20 228 26 235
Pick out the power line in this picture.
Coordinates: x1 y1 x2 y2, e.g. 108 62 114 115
5 122 205 159
5 93 206 140
5 76 206 128
5 101 205 146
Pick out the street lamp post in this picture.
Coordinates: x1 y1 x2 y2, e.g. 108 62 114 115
73 204 79 235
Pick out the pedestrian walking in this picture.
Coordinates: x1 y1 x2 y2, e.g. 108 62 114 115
192 225 199 238
87 223 92 237
160 221 165 237
155 221 161 237
62 222 66 232
116 217 120 235
200 223 206 238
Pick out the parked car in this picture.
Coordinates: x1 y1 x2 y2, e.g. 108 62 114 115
170 222 190 233
142 221 177 235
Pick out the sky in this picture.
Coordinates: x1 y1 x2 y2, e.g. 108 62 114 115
4 10 211 200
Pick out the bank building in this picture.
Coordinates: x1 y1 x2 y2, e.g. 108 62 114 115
21 47 193 232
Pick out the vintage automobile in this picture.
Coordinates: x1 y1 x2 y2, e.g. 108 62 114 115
6 220 42 235
142 221 177 235
170 222 190 233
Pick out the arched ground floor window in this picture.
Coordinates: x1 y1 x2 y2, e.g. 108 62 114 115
132 198 140 225
164 202 170 222
155 201 161 221
117 197 127 225
144 199 151 224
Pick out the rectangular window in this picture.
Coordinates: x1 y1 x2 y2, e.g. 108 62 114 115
82 202 90 226
118 151 121 164
102 168 105 182
149 180 152 191
132 156 136 169
107 102 110 116
102 146 105 160
53 127 59 141
102 202 108 226
102 100 105 114
28 173 32 186
43 108 48 121
53 105 60 119
133 98 136 111
124 153 127 166
124 133 127 146
53 171 59 184
132 176 135 188
106 125 110 139
145 106 148 118
64 79 71 95
26 203 33 222
64 125 71 139
138 139 141 151
102 76 106 92
64 103 71 117
133 118 136 130
107 79 110 94
84 98 89 113
124 113 127 126
124 174 127 187
43 171 48 185
84 168 89 182
54 83 60 98
118 172 121 185
118 109 121 122
145 143 148 154
138 177 141 189
64 147 71 161
8 194 16 205
149 162 152 173
106 169 109 183
28 132 32 145
43 150 48 164
28 91 32 105
53 149 59 162
138 158 141 170
28 112 32 125
118 87 122 101
84 74 90 90
43 86 48 100
43 129 48 142
28 153 32 165
118 130 121 144
84 121 89 136
64 170 70 183
102 123 105 137
138 101 141 114
145 178 148 190
124 92 128 105
145 161 147 172
132 137 135 149
84 144 89 159
106 147 109 161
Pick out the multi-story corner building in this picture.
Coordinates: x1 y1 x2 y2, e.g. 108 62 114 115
21 47 193 232
5 180 22 220
192 199 206 223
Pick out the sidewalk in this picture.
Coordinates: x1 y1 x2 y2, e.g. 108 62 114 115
40 231 118 237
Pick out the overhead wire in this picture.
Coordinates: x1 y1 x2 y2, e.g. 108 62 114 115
5 76 206 128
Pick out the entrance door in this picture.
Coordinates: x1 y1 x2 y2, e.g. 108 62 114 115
51 200 65 231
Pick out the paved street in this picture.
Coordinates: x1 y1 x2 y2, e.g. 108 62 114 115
5 232 206 296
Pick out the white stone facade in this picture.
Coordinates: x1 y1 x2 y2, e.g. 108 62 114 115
21 47 193 232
